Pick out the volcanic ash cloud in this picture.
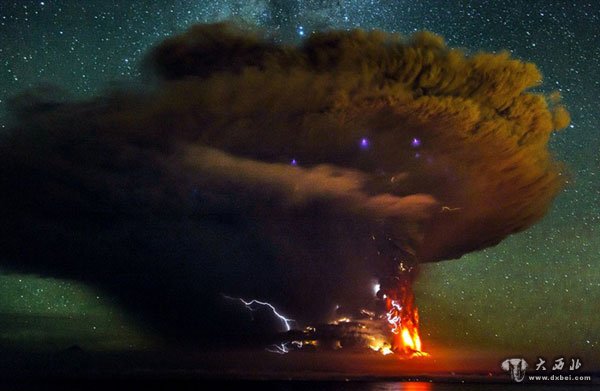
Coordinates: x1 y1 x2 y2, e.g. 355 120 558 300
0 23 569 344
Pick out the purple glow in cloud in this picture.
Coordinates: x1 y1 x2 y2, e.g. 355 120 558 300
360 138 370 149
411 138 421 148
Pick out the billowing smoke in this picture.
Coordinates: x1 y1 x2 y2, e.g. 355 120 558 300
0 23 568 346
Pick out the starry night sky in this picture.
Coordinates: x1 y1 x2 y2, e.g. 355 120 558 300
0 0 598 360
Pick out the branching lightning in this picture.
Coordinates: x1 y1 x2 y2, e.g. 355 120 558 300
223 294 294 331
266 343 290 354
386 299 403 335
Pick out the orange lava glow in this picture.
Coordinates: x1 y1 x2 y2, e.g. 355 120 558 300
384 283 429 358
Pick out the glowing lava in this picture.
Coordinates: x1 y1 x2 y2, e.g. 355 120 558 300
381 280 429 357
368 337 394 355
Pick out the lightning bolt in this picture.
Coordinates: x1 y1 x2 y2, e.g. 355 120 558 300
223 294 294 331
441 205 462 212
266 343 290 354
386 299 403 334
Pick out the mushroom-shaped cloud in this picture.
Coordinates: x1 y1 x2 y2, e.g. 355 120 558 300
0 23 569 344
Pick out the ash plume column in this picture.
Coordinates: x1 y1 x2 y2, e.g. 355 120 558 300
0 23 569 347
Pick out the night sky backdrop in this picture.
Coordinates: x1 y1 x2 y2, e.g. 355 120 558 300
0 0 598 369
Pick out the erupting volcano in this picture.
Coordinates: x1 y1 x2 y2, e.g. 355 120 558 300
368 266 428 358
381 281 427 357
0 23 570 374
